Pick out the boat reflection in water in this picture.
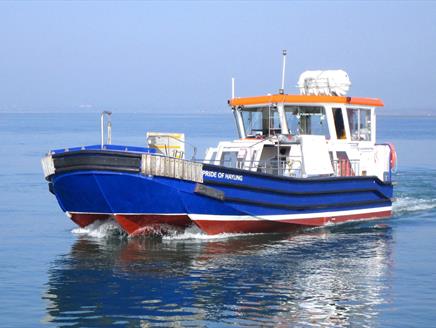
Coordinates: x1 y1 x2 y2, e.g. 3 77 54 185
42 223 393 327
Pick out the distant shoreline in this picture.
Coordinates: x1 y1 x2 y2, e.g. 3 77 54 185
0 111 435 117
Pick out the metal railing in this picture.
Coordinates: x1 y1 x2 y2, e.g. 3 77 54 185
220 157 303 177
41 154 55 178
333 159 360 177
146 134 197 161
219 157 364 179
141 153 203 183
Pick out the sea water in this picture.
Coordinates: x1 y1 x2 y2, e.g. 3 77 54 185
0 113 435 327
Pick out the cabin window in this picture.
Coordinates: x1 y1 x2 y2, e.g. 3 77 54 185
208 151 217 164
332 107 346 139
241 106 280 136
220 151 238 168
250 150 258 169
204 147 218 164
284 106 329 138
347 108 372 141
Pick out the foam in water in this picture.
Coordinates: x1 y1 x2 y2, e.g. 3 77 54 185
162 225 255 241
71 218 125 238
393 197 436 214
70 198 436 240
71 220 251 241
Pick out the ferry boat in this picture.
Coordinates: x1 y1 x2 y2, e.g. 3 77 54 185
42 56 396 235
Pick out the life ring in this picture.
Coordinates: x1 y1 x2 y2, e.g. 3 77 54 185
388 143 397 171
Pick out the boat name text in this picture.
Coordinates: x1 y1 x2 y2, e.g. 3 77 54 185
202 170 243 181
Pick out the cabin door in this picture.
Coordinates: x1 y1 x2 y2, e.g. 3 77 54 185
332 107 347 140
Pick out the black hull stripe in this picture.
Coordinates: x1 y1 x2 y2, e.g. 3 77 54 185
204 180 389 199
52 151 142 176
50 152 393 199
52 150 142 159
223 197 392 211
203 163 392 187
55 165 140 174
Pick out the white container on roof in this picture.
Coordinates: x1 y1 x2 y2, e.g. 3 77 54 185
297 70 351 96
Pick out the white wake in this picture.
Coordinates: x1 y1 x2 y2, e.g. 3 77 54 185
162 225 254 241
393 197 436 215
71 218 125 238
68 199 436 240
71 220 248 240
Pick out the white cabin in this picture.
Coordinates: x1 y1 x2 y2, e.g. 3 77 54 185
204 74 392 182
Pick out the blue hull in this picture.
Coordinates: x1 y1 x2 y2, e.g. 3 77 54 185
50 171 392 235
52 171 190 215
45 149 393 234
183 164 393 234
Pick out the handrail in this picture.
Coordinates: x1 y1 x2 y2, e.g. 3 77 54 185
218 157 303 177
333 159 360 178
141 153 203 183
147 134 198 161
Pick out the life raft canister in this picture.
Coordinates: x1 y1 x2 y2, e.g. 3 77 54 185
388 143 397 171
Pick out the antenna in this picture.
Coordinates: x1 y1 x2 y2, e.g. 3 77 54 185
231 77 235 99
279 49 287 94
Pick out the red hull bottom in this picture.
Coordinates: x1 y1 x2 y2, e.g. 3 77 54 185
192 210 392 235
69 213 191 235
70 213 110 228
69 210 391 236
114 214 192 235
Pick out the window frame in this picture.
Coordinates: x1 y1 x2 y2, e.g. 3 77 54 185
240 105 281 137
346 106 374 143
283 105 330 138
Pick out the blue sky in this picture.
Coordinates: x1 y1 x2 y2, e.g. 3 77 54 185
0 1 435 114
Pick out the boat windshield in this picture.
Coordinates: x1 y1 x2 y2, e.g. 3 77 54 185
241 106 281 137
284 106 329 138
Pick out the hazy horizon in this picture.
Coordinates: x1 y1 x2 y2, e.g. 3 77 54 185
1 1 435 115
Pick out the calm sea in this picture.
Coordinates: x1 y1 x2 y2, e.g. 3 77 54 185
0 113 435 327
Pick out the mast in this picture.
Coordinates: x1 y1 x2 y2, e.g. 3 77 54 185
279 49 287 94
278 50 289 133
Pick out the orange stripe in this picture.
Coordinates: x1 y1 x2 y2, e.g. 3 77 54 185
228 94 384 107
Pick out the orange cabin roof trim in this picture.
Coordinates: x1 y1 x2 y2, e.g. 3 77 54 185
228 94 384 107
